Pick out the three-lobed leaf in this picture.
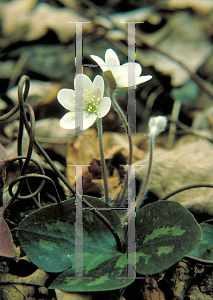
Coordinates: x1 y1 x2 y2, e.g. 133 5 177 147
18 196 122 273
187 222 213 263
50 253 134 292
135 200 202 275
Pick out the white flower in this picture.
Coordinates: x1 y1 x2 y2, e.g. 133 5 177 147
57 74 111 130
90 48 152 88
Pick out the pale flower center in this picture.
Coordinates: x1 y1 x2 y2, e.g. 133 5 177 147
71 89 101 118
83 89 101 116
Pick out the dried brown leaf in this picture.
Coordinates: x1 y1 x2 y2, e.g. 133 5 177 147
6 80 61 108
0 0 37 37
166 0 213 15
66 129 99 189
21 3 92 43
0 268 48 300
138 12 213 86
55 289 93 300
135 135 213 215
188 285 212 300
140 276 166 300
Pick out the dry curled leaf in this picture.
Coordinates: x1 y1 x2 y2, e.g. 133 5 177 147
0 268 48 300
0 0 37 37
138 11 213 86
6 80 61 108
55 290 93 300
169 260 192 300
166 0 213 15
20 3 92 43
135 135 213 216
140 276 166 300
188 285 213 300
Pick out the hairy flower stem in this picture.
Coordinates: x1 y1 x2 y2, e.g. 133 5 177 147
122 134 154 226
110 90 133 207
96 118 109 204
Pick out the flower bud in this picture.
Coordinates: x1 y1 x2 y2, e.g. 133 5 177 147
149 116 167 137
103 70 117 91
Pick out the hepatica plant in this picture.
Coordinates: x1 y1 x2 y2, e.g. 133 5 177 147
16 49 203 293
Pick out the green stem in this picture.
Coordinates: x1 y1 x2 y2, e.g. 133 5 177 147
110 91 133 207
96 117 109 204
122 134 154 226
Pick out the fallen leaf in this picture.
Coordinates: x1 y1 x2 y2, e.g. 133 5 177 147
188 285 212 300
166 0 213 15
140 276 166 300
66 129 100 189
6 80 61 108
55 289 93 300
21 3 93 43
137 11 213 86
135 135 213 216
0 204 15 257
0 0 37 37
0 268 49 300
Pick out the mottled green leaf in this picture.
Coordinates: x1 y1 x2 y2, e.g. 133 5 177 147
171 80 199 104
50 253 135 292
18 196 122 273
135 201 202 275
187 223 213 263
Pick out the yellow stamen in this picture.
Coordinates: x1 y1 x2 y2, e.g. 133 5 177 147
85 88 87 92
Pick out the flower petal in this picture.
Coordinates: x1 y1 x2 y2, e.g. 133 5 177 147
82 111 97 130
74 74 93 96
114 75 129 87
92 75 104 97
57 89 75 111
90 55 107 72
97 97 111 117
121 63 142 77
59 111 77 129
106 58 121 77
105 49 120 66
115 73 152 88
136 75 152 85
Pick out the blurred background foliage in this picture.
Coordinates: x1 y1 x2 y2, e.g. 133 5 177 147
0 0 213 211
0 0 212 132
